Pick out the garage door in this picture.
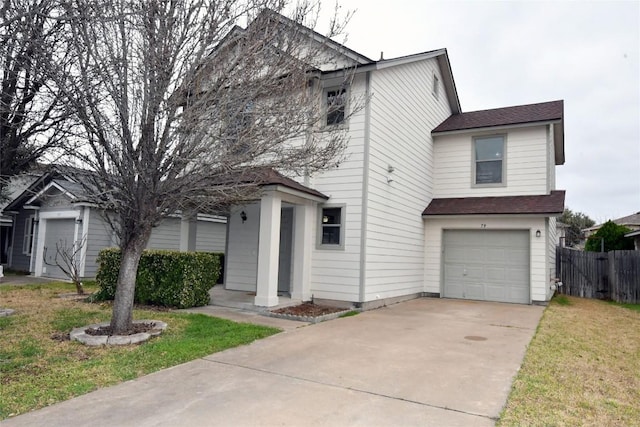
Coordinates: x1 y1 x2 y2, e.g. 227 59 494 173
443 230 530 304
42 218 76 280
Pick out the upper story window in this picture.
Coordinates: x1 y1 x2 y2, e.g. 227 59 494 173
326 88 347 126
317 205 345 250
474 135 505 185
226 99 254 155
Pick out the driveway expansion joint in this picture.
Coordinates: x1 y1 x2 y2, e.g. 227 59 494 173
203 358 498 422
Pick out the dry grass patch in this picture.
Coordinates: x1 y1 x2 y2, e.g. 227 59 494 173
498 295 640 426
0 282 279 420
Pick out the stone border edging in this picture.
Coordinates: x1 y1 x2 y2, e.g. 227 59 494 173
0 308 15 317
70 320 167 346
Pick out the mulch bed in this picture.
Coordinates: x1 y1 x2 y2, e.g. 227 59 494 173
271 302 346 317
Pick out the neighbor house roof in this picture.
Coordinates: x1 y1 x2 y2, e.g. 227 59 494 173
584 212 640 232
422 191 566 216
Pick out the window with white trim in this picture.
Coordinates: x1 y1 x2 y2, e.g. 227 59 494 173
23 216 35 255
326 87 347 126
474 135 505 185
318 206 344 249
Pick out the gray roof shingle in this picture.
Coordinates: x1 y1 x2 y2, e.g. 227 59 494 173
432 100 563 133
422 191 566 216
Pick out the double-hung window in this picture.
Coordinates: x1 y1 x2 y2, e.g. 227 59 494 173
318 206 344 249
474 135 505 185
326 88 347 126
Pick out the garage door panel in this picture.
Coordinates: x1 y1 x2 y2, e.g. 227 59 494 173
443 230 530 304
486 267 506 281
463 283 484 300
485 285 507 301
507 249 529 264
444 247 466 263
467 247 486 262
507 266 528 282
465 266 484 281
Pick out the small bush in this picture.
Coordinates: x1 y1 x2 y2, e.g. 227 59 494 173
94 248 221 308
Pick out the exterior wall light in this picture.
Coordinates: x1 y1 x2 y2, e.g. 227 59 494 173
240 211 247 223
535 230 541 238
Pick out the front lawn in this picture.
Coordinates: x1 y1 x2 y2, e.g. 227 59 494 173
0 282 280 420
498 295 640 426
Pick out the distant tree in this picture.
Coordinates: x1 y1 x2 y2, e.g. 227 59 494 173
584 220 634 252
560 208 595 247
0 0 73 195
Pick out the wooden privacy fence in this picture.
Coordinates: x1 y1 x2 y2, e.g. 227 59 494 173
557 247 640 304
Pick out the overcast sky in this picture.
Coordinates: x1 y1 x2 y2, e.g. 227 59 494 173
323 0 639 223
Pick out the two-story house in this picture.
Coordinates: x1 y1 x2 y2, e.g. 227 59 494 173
222 13 565 308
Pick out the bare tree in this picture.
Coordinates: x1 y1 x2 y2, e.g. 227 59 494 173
0 0 72 195
43 236 86 294
54 0 357 334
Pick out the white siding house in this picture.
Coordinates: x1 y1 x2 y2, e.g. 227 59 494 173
221 12 565 308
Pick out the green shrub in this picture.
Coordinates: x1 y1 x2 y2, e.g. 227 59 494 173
94 248 221 308
584 220 634 252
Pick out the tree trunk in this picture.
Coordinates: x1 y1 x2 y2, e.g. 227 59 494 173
110 233 149 334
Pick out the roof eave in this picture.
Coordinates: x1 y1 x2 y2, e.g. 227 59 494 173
432 118 562 136
422 211 564 218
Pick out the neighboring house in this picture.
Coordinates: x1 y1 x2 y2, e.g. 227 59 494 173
1 172 41 265
583 212 640 238
222 12 566 308
624 230 640 250
1 168 226 280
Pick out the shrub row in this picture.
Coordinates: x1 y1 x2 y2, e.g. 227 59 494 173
94 248 222 309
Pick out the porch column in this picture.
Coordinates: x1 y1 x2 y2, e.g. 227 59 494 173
180 215 197 252
255 192 281 307
291 201 314 301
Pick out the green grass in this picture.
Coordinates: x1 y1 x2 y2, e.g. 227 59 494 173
498 295 640 426
338 310 360 318
0 282 280 419
608 301 640 313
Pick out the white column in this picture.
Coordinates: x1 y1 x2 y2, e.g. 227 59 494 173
180 216 197 252
291 201 314 301
255 193 281 307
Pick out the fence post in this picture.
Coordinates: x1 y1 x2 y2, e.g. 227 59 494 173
608 251 616 302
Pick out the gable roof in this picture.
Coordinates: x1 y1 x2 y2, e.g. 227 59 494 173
260 9 372 65
422 191 565 216
234 168 328 200
432 100 565 165
584 212 640 232
321 48 462 115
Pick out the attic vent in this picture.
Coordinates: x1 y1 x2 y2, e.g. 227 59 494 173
379 51 384 60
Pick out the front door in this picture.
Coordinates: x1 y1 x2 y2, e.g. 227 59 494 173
278 207 293 294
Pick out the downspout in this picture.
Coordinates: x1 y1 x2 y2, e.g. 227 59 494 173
358 71 372 304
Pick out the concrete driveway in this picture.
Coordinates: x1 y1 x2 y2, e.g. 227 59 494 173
3 298 543 427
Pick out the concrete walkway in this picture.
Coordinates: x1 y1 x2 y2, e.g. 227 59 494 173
2 298 544 427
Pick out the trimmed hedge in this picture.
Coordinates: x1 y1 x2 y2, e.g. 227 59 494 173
94 248 222 309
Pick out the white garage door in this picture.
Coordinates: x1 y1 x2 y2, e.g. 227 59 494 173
443 230 530 304
42 218 76 280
